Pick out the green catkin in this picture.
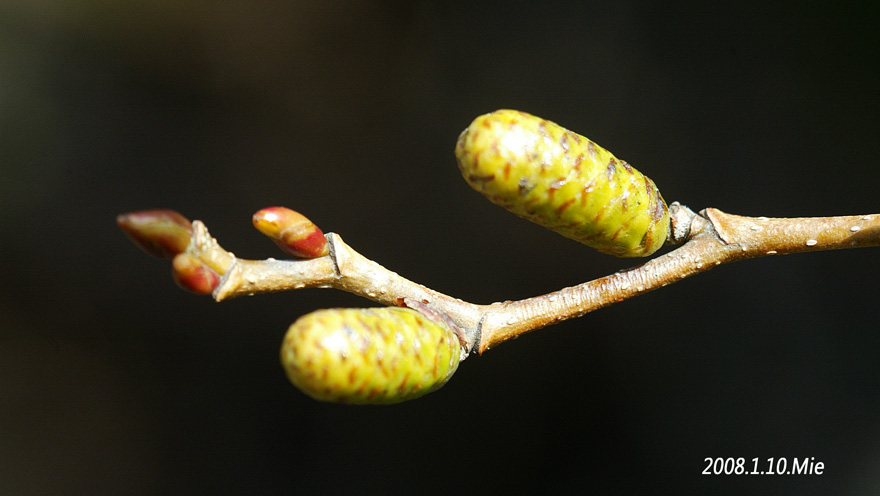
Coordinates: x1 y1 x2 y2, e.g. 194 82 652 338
456 110 669 257
281 307 462 404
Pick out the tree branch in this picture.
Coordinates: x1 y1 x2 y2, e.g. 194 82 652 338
187 206 879 355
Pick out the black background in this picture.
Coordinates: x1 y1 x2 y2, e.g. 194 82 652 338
2 2 879 494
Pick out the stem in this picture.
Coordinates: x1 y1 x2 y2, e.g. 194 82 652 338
189 208 880 355
478 208 880 351
209 229 484 351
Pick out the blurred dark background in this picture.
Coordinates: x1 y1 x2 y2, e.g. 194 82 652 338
2 1 879 494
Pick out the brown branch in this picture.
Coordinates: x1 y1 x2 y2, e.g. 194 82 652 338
477 209 880 351
190 207 880 355
207 226 485 352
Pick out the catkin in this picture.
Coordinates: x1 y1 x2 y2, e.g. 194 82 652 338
456 110 669 257
281 307 462 404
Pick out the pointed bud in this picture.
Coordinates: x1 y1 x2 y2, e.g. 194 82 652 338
252 207 329 259
171 253 220 295
117 209 193 259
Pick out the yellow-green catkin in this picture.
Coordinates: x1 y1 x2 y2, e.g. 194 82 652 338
281 307 462 404
456 110 669 257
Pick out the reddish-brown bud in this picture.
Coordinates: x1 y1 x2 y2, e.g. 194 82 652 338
117 209 193 258
171 253 220 295
252 207 329 259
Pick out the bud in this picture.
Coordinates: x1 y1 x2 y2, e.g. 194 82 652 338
456 110 669 257
252 207 329 259
171 253 220 295
281 307 463 404
117 209 193 258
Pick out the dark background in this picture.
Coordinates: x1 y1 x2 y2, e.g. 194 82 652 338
2 2 879 494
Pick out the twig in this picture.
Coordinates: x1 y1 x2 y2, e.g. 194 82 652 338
189 206 880 354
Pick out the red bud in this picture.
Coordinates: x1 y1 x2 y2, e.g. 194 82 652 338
252 207 329 259
117 210 192 258
171 253 220 294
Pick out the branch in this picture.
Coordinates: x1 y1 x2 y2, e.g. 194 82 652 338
117 111 880 404
180 205 879 354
